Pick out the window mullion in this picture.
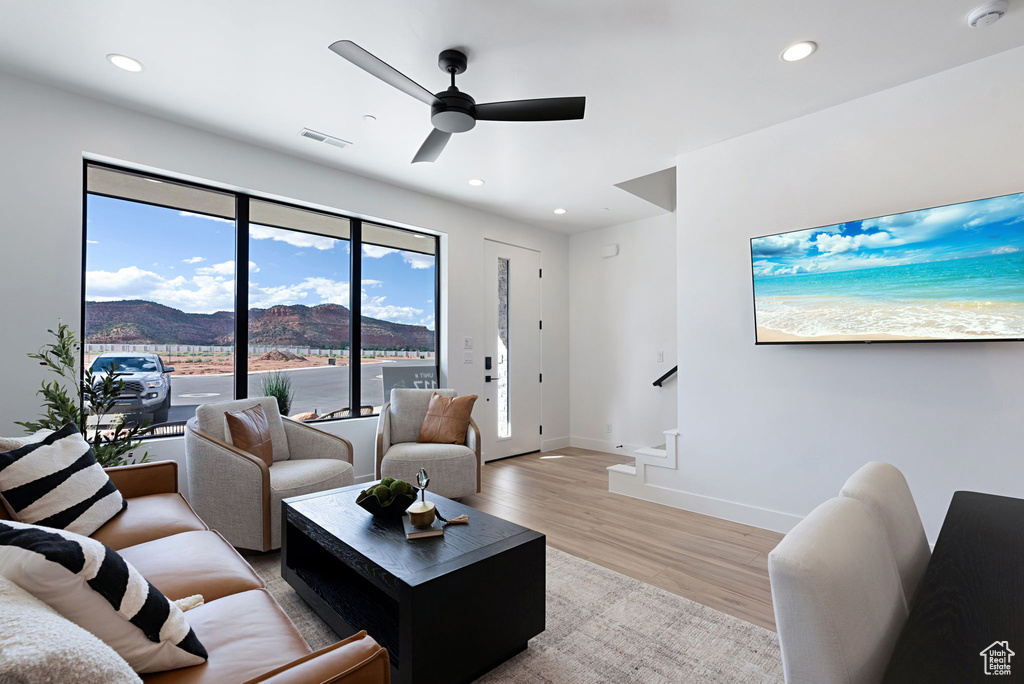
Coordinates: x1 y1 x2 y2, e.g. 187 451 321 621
234 195 250 401
350 219 362 415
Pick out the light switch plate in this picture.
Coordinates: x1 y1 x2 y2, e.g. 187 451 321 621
463 336 473 349
657 350 664 363
463 351 473 364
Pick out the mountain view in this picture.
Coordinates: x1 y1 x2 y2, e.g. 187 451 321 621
85 300 435 350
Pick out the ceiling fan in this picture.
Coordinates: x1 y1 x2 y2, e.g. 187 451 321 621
328 40 586 163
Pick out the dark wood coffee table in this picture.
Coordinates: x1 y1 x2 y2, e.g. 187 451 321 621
282 483 546 684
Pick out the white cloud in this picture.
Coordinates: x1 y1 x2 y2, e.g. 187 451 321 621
88 265 426 323
298 277 351 305
861 193 1024 245
813 231 892 256
297 276 422 322
182 256 206 264
87 266 166 296
249 283 310 308
992 246 1020 255
86 266 236 313
362 295 423 322
195 260 259 275
402 252 435 269
250 224 337 250
363 245 398 258
751 233 812 258
196 261 234 276
179 211 234 224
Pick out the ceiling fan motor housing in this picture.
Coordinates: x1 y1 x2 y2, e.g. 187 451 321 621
432 86 477 133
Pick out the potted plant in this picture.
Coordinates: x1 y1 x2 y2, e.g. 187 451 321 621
16 322 148 467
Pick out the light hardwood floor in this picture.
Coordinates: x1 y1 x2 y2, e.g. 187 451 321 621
462 446 784 631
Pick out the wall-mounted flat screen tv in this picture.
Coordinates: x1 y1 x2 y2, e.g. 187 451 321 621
750 191 1024 344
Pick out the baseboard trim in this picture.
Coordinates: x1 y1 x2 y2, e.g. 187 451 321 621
354 473 376 484
569 435 645 456
541 436 570 452
609 478 802 534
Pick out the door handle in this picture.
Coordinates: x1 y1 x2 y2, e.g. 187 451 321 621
485 375 492 383
485 356 492 370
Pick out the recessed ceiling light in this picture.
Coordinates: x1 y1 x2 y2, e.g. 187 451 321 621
780 41 817 62
553 208 567 215
362 114 377 122
413 234 427 239
106 53 144 72
600 207 610 211
468 179 485 186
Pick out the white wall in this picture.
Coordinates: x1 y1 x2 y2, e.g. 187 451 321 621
665 46 1024 541
569 214 677 454
0 72 571 489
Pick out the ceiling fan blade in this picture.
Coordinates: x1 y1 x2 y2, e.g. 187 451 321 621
475 96 586 122
328 40 439 107
412 129 452 163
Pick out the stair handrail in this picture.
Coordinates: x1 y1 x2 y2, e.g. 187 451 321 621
653 365 677 387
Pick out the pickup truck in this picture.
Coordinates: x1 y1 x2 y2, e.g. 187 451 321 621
90 352 174 424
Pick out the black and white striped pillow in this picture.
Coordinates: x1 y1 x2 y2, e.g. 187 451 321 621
0 423 126 535
0 519 207 673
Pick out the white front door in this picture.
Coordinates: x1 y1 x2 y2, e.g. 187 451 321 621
483 240 542 461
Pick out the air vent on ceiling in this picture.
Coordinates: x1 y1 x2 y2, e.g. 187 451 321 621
298 128 352 149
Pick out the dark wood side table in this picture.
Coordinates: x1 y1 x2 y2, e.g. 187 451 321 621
883 491 1024 683
282 483 545 684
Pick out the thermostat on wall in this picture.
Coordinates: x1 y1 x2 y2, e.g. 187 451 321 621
601 244 619 258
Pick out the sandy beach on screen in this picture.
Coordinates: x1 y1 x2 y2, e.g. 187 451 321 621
756 327 945 343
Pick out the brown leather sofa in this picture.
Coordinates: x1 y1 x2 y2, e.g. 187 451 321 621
0 460 389 684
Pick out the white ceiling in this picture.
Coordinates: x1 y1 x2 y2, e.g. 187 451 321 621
1 1 1022 234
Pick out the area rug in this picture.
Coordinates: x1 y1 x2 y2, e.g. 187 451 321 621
250 547 783 683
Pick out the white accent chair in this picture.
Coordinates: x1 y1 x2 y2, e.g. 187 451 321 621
840 461 931 602
376 388 481 499
184 396 354 551
769 497 908 684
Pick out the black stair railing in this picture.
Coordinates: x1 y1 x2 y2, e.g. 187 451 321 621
653 365 677 387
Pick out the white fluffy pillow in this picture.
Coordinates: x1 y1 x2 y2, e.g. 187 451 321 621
0 519 207 673
0 574 141 683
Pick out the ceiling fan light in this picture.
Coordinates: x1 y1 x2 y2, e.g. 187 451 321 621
468 179 485 186
553 208 567 215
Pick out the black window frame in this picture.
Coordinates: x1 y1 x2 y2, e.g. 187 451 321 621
81 160 442 434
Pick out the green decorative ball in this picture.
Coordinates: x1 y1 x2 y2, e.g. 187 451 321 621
389 480 413 497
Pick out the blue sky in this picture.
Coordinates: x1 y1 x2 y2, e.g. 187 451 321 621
85 195 436 329
751 192 1024 277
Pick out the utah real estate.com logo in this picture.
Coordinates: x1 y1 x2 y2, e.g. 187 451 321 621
981 641 1014 676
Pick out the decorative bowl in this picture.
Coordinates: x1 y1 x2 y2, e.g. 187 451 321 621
355 480 420 518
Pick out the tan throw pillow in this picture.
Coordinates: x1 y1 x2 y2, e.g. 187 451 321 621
224 404 274 467
418 393 478 445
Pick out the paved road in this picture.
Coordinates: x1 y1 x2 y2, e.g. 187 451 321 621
166 359 433 422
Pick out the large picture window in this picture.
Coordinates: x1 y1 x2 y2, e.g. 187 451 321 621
83 163 439 435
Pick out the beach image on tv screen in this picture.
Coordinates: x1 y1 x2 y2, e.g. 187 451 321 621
750 192 1024 342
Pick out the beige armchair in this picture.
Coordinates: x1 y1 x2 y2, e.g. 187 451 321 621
376 388 481 499
769 497 908 684
185 396 354 551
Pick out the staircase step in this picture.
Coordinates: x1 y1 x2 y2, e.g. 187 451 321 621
606 464 637 476
635 447 668 458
